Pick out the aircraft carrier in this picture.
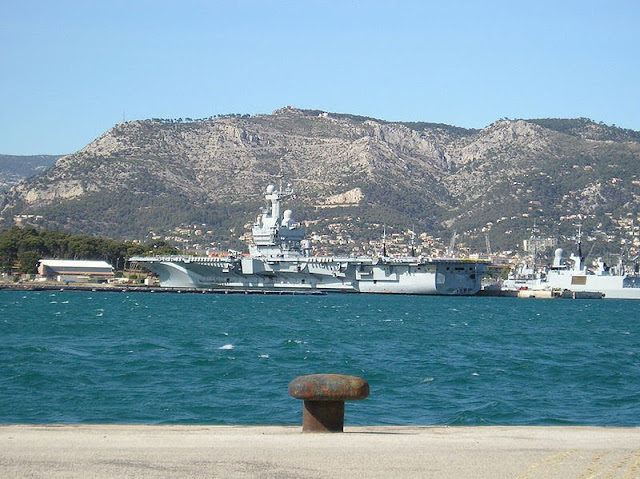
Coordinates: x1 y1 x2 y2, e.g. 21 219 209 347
131 182 488 295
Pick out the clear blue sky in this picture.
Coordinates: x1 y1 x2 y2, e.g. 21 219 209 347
2 0 639 155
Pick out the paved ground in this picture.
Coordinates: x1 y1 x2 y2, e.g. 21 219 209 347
1 425 639 478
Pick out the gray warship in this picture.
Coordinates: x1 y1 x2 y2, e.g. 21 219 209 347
131 182 488 294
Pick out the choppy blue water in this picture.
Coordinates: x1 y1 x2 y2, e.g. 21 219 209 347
1 290 639 426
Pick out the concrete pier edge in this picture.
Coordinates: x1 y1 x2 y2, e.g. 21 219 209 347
1 424 639 478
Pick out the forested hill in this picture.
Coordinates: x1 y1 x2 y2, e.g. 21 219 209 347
2 107 640 259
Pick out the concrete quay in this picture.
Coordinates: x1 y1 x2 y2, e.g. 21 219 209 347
1 425 639 478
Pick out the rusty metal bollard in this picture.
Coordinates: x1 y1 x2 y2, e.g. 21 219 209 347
288 374 369 433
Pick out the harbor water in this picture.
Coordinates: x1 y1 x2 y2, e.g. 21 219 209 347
1 290 639 426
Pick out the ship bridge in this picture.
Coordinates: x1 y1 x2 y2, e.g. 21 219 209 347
249 183 307 258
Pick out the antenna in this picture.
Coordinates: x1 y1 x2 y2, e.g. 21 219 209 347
531 220 538 268
410 230 416 257
382 226 387 257
575 224 584 262
277 156 285 191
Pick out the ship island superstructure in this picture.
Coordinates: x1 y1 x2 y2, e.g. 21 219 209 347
131 182 488 295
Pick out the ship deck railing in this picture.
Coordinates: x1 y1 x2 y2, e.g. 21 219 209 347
131 254 490 265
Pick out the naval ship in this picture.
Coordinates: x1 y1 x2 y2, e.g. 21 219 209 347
131 182 488 295
503 228 640 299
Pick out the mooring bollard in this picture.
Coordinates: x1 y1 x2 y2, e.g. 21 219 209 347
288 374 369 433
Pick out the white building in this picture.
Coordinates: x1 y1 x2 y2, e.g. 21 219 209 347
38 259 114 282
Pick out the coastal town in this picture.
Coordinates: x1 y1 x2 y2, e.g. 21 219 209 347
146 209 640 267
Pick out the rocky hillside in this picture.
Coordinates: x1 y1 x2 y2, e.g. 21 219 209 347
2 107 640 257
0 155 60 192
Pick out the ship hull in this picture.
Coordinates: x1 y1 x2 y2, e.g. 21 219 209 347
503 271 640 299
545 272 640 300
133 256 487 295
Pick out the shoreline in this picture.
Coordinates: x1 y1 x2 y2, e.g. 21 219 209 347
0 282 611 299
2 425 639 478
0 282 326 295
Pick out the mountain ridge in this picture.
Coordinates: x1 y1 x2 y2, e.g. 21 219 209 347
0 155 61 193
2 107 640 259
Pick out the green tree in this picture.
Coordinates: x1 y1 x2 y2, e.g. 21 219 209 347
17 250 41 274
0 226 173 273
